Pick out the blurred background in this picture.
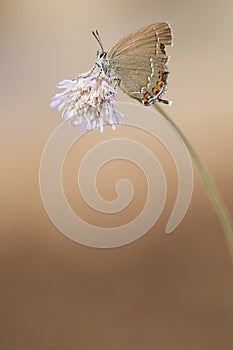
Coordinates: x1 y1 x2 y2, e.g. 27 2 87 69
1 0 233 349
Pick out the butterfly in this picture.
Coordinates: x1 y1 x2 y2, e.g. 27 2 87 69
92 22 173 106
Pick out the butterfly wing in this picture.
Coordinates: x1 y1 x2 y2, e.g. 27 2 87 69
105 23 172 103
107 22 172 58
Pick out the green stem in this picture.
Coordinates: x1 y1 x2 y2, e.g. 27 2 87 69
153 104 233 257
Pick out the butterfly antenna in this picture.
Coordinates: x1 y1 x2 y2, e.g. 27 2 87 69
92 29 105 52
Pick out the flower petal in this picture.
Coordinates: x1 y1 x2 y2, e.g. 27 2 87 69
50 72 124 132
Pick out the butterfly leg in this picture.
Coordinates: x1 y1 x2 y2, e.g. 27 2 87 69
89 62 104 78
110 77 121 89
90 62 99 73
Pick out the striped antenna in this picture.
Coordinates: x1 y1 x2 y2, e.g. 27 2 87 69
92 30 104 52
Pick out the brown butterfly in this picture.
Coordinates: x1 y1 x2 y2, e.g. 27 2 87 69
92 23 173 106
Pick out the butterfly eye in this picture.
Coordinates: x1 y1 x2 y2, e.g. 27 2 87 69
98 51 106 60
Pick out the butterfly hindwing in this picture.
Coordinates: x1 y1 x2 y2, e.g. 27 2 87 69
111 56 169 102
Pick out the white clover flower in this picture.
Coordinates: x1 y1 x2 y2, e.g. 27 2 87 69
50 72 124 132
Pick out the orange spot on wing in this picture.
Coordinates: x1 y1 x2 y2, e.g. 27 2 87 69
152 87 159 95
157 81 163 87
142 97 148 103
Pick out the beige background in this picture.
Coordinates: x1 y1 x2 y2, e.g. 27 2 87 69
1 0 233 349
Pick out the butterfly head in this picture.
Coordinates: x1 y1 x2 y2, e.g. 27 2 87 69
92 30 109 74
97 50 107 61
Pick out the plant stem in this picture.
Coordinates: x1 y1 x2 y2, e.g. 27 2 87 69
153 104 233 257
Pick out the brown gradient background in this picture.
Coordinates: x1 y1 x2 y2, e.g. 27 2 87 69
1 0 233 349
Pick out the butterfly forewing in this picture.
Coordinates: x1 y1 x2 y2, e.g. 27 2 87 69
107 23 172 59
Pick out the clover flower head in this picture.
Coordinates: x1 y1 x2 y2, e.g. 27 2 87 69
50 72 124 132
